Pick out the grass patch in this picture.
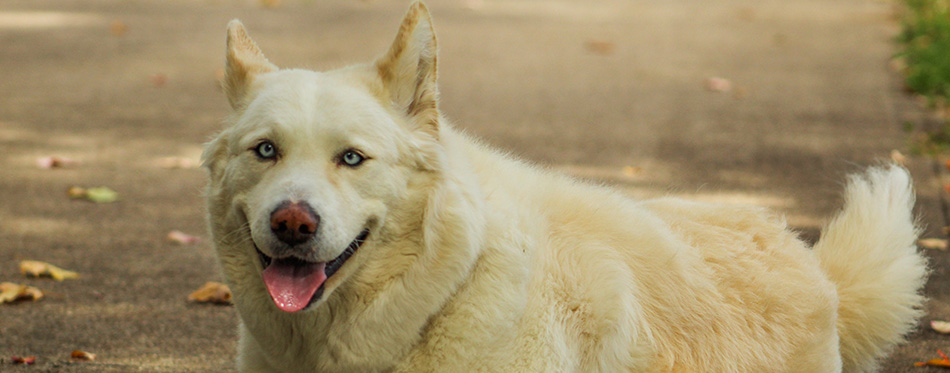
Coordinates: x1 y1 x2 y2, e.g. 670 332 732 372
900 0 950 98
898 0 950 154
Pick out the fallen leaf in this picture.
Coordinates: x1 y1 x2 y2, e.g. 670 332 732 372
68 186 118 203
188 282 232 305
109 20 128 37
158 156 198 169
916 359 950 368
259 0 282 8
36 156 80 169
945 159 950 172
20 260 79 281
167 230 201 245
70 350 96 361
704 77 732 93
150 73 167 87
11 356 36 365
919 238 948 250
916 350 950 367
584 39 615 55
890 149 908 166
0 282 43 304
933 320 950 334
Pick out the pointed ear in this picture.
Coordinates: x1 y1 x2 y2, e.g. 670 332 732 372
224 20 278 110
375 2 440 138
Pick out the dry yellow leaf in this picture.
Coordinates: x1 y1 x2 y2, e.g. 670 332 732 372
916 350 950 367
919 238 949 250
70 350 96 361
188 282 232 305
19 260 79 281
0 282 43 303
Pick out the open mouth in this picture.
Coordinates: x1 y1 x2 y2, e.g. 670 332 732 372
256 228 370 312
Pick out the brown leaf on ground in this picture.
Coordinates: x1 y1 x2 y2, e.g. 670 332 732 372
19 260 79 281
37 156 80 169
188 282 232 305
109 20 128 37
70 350 96 361
167 230 201 245
919 238 949 250
150 73 167 87
11 356 37 365
584 39 615 55
0 283 43 304
915 350 950 368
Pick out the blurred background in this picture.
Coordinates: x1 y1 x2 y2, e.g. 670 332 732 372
1 0 948 371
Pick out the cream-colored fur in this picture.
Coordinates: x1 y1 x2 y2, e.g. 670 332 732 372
202 2 928 372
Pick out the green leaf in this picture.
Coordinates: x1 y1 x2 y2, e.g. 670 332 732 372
85 187 118 203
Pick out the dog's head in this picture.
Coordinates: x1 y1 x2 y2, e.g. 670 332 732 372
203 2 442 313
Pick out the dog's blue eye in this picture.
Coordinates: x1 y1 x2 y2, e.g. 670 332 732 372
341 151 364 167
255 141 277 159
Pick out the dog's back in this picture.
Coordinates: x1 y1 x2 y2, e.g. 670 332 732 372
443 131 926 371
544 165 924 372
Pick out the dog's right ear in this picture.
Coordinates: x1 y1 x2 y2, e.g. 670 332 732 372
224 20 278 110
375 2 440 139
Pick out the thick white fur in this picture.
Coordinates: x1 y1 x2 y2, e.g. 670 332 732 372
204 3 927 372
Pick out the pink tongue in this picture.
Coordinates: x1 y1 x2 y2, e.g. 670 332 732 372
261 259 327 313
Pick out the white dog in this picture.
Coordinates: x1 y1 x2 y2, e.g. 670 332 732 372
203 2 927 371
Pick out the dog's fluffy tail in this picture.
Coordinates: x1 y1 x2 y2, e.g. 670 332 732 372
812 166 928 372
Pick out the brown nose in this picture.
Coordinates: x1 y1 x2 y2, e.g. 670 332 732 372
270 201 319 246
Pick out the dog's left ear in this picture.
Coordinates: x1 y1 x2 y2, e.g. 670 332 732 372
375 1 440 138
224 20 278 110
